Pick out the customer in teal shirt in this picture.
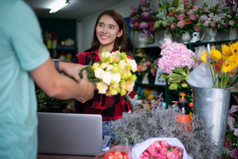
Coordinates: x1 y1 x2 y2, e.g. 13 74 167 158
0 0 95 158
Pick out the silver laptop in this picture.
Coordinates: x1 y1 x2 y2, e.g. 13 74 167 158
37 112 103 156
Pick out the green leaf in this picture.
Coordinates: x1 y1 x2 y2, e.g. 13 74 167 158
167 73 182 78
231 73 238 87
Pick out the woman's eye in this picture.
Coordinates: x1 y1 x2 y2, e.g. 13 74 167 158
109 25 115 29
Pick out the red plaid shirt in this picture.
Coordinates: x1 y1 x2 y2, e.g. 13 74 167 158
72 49 132 121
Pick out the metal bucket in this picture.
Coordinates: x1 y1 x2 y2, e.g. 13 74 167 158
192 87 231 155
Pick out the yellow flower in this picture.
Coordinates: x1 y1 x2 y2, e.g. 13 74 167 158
222 60 236 73
200 50 207 63
209 49 222 62
147 94 154 100
228 55 238 68
230 42 238 55
222 44 232 56
222 55 230 61
92 63 100 71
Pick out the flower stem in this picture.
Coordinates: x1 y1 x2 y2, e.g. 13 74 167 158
209 62 216 88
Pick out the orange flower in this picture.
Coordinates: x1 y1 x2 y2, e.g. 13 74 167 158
184 18 191 25
214 63 220 73
168 11 174 16
231 70 236 76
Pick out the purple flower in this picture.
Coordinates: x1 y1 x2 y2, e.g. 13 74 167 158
229 105 238 114
227 116 235 130
139 21 149 29
140 0 147 5
230 148 238 158
141 7 149 12
141 12 150 19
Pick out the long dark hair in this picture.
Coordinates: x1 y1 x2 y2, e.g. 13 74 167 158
85 9 127 52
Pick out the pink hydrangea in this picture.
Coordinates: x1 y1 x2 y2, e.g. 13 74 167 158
158 43 195 74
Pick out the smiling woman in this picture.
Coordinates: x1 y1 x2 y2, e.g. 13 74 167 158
68 9 135 137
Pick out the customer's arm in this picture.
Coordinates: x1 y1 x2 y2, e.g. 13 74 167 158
30 58 95 103
58 61 87 82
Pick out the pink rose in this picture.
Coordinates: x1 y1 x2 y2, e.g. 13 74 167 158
167 151 176 158
130 12 135 17
177 20 185 28
160 140 169 147
177 14 185 20
193 24 201 32
170 22 177 30
160 147 168 155
210 22 216 27
189 14 199 21
133 21 140 28
131 5 137 10
145 61 152 66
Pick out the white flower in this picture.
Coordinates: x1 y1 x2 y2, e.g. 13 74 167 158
234 128 238 137
96 82 108 94
106 64 113 71
119 60 126 69
100 62 109 69
127 59 137 72
102 51 112 58
102 71 112 85
111 73 121 83
94 67 105 79
229 20 235 26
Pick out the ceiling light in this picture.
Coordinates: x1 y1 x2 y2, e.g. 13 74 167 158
49 0 69 14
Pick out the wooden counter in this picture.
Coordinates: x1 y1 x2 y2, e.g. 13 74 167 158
38 154 95 159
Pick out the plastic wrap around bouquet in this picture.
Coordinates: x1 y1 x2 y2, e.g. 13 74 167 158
79 50 137 96
131 137 193 159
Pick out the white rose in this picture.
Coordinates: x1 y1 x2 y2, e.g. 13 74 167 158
127 59 137 72
102 51 112 58
106 65 113 71
119 60 126 69
96 82 108 94
111 73 121 83
94 68 105 79
102 71 112 85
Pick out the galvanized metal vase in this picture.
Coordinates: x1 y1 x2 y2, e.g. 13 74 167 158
192 87 231 156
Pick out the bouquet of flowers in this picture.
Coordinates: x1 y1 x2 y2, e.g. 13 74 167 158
169 0 201 36
196 3 223 31
131 138 192 159
135 49 157 78
95 146 130 159
130 0 157 37
153 0 175 32
79 50 137 96
157 38 196 90
191 41 238 88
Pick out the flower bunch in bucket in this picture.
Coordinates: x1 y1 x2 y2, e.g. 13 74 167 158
79 50 137 96
157 38 196 90
191 41 238 88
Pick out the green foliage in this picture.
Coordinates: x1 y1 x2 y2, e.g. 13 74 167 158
79 66 100 84
36 89 73 112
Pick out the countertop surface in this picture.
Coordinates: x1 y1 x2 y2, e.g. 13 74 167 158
38 154 95 159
